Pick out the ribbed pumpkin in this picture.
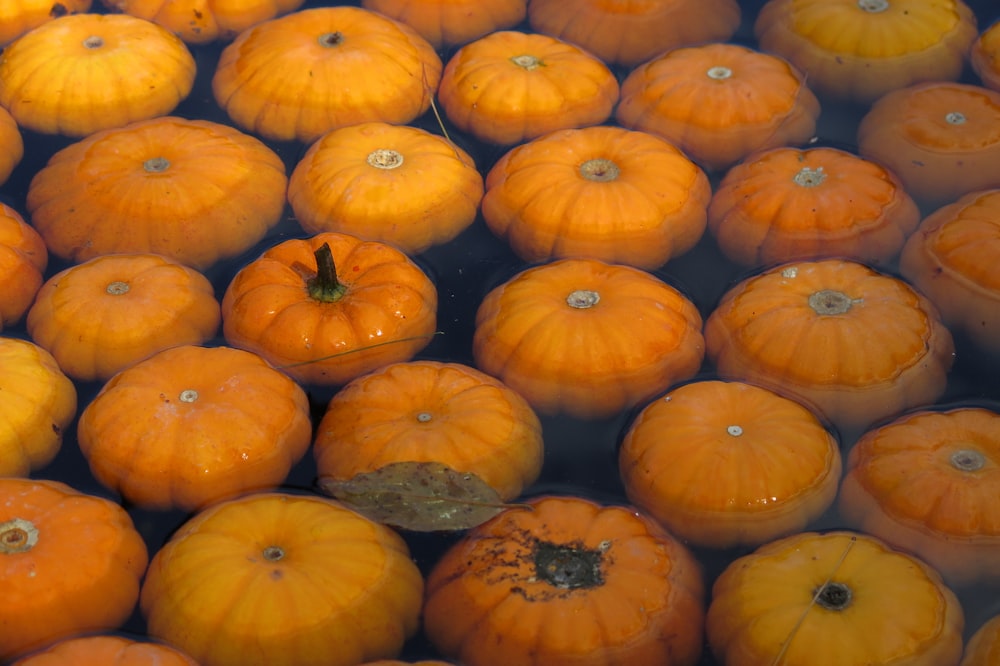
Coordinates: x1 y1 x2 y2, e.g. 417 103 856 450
102 0 305 43
481 125 711 270
972 19 1000 92
0 105 23 186
0 204 46 329
360 0 526 49
962 613 1000 666
0 0 92 46
11 635 198 666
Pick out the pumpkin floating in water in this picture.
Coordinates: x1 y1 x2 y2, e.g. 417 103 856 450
0 478 149 661
707 146 921 268
754 0 979 105
704 259 955 435
361 0 526 49
0 204 46 329
620 380 842 549
423 495 705 666
971 20 1000 92
11 635 199 665
103 0 305 44
0 106 23 186
0 13 195 136
26 253 221 382
76 345 312 511
0 0 92 46
962 613 1000 666
140 492 424 666
706 530 965 665
473 257 704 419
616 42 820 172
288 122 484 255
437 30 619 146
359 661 454 666
213 6 442 144
857 81 1000 210
481 125 711 270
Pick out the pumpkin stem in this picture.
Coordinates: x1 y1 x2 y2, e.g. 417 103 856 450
179 389 199 403
857 0 889 12
367 149 404 170
950 449 985 472
82 35 104 49
510 54 543 71
945 112 966 125
533 540 606 590
706 66 732 80
143 157 170 173
317 31 343 47
566 290 600 309
579 158 620 182
814 581 853 611
0 518 39 554
106 281 130 295
262 545 285 561
808 289 856 315
793 166 826 187
308 242 348 303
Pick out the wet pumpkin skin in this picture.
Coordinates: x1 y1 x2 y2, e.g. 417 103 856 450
103 0 306 44
361 0 526 49
10 635 199 665
0 0 92 47
0 203 46 330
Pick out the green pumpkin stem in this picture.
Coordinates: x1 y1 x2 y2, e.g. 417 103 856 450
308 242 348 303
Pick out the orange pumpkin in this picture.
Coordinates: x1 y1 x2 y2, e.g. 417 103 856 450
899 188 1000 356
26 116 287 270
706 530 965 665
527 0 741 68
857 81 1000 210
11 635 198 665
0 105 23 186
222 233 437 386
437 30 619 146
616 42 820 172
314 360 543 502
423 495 705 666
76 344 312 511
707 146 921 267
26 253 221 382
0 0 91 46
839 407 1000 588
0 478 149 661
360 0 526 49
620 380 842 549
971 20 1000 92
703 259 955 435
481 125 711 270
0 13 195 137
140 492 424 666
288 122 484 255
102 0 305 43
359 662 454 666
0 204 47 329
962 613 1000 666
754 0 979 105
472 258 704 419
212 6 442 144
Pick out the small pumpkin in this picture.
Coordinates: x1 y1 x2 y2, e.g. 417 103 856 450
0 105 23 186
140 492 424 666
26 253 221 382
0 0 92 46
0 13 195 137
0 337 77 478
360 0 526 49
359 661 454 666
11 635 198 665
102 0 305 44
754 0 979 105
423 495 705 666
857 81 1000 210
616 42 820 172
472 257 705 420
527 0 741 68
481 125 711 270
962 613 1000 666
288 122 484 255
703 259 955 435
76 345 312 511
26 116 287 270
0 204 47 329
0 478 149 661
314 360 544 502
971 20 1000 92
620 380 842 549
437 30 619 146
212 6 442 144
706 530 965 665
707 146 921 267
222 233 438 386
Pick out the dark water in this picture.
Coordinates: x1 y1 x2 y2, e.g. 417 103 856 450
3 0 1000 663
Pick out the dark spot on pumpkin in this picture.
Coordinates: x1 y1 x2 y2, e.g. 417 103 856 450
49 2 68 17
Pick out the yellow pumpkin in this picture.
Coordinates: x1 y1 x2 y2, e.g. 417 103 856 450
0 0 91 47
962 613 1000 666
102 0 305 44
0 204 47 329
360 0 526 49
0 105 23 186
971 19 1000 92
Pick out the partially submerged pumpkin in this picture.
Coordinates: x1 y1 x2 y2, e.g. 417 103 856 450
972 19 1000 92
0 106 23 186
0 0 92 46
361 0 526 49
0 204 47 330
103 0 306 44
11 635 198 665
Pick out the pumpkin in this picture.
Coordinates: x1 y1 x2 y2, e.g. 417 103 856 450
11 635 198 665
423 495 705 666
0 13 195 137
0 337 77 477
839 407 1000 588
962 613 1000 666
616 42 820 172
222 233 438 386
76 344 312 511
971 20 1000 92
472 258 704 419
359 662 454 666
140 492 424 666
314 360 544 502
706 530 965 665
360 0 526 49
26 116 287 270
436 30 619 146
0 478 149 661
0 0 91 46
212 6 442 144
0 105 23 186
707 146 921 268
899 188 1000 356
481 125 711 270
703 259 955 435
26 253 221 382
527 0 741 68
619 380 842 549
857 81 1000 210
288 122 484 255
102 0 306 44
0 204 47 329
754 0 979 105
